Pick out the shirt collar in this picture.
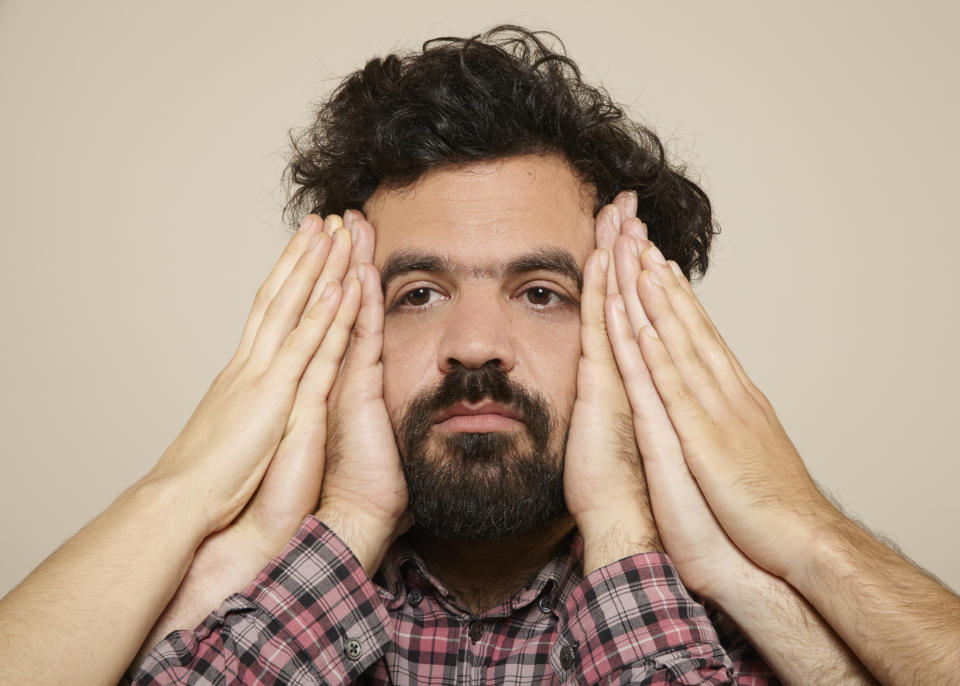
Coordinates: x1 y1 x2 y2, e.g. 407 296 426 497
375 529 584 617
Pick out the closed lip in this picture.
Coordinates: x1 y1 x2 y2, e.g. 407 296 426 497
432 400 522 424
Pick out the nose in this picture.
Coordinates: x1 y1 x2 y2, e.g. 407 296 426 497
436 290 517 374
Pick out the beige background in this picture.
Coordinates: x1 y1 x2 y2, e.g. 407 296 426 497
1 1 957 597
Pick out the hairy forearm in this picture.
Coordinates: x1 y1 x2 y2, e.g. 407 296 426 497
578 511 662 575
0 477 209 686
789 515 960 686
712 562 876 685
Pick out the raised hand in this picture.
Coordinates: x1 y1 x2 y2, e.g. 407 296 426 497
606 238 836 582
601 229 758 599
602 210 885 683
562 194 660 575
315 209 410 575
133 214 361 665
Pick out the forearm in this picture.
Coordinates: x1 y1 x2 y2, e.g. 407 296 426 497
787 515 960 685
0 476 209 686
578 509 662 575
131 522 273 671
712 562 876 685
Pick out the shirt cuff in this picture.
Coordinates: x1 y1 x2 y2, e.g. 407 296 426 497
238 514 391 683
555 552 733 683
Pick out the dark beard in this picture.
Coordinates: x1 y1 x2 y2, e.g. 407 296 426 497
397 362 569 544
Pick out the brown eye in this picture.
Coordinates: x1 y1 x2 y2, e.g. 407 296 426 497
524 286 559 306
402 287 435 307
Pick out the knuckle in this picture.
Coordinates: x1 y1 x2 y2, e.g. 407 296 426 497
252 285 272 310
278 329 306 356
303 302 333 323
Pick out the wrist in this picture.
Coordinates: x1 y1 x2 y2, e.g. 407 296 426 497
786 509 870 598
129 472 212 546
577 509 662 575
315 505 402 576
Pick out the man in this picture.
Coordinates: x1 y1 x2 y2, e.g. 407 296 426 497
1 25 957 685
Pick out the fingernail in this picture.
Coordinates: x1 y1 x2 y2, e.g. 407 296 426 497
648 270 662 287
321 281 337 299
614 294 626 312
356 264 365 283
643 325 659 339
327 215 344 233
669 261 684 280
299 215 315 233
608 205 621 231
343 210 356 229
625 190 638 217
629 239 640 258
598 251 609 272
308 231 322 250
649 245 666 265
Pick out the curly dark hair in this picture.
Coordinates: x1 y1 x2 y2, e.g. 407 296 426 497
284 25 718 282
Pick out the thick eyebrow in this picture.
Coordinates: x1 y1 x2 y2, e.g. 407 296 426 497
380 248 583 294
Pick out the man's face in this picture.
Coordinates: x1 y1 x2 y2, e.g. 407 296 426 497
364 154 596 543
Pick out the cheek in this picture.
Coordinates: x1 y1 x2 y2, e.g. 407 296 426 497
516 318 581 421
381 320 436 426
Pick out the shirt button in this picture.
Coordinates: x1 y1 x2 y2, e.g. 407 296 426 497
538 595 553 614
344 638 362 661
559 645 577 670
467 621 483 642
407 588 423 606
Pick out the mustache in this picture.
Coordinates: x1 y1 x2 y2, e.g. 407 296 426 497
397 362 552 452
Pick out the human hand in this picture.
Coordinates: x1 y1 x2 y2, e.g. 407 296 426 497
315 209 410 575
132 215 361 666
563 193 661 575
602 221 769 601
605 234 838 584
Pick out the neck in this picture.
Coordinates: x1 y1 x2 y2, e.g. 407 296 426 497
406 516 576 615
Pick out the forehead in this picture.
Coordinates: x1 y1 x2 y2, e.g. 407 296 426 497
363 154 596 271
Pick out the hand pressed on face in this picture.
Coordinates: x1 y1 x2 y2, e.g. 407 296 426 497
607 236 835 582
317 209 410 573
136 214 364 665
563 192 662 572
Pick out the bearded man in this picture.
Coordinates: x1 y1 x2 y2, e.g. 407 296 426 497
2 26 958 686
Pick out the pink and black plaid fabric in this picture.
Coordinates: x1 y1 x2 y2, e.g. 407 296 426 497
128 516 776 684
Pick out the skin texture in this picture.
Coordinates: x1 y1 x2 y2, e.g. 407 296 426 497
317 154 658 606
3 153 956 686
0 214 365 685
604 231 960 685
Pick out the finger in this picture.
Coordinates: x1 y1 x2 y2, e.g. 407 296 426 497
607 294 707 497
323 214 344 235
293 275 364 408
666 259 774 419
622 216 649 242
235 215 322 362
267 279 344 384
339 263 385 374
344 210 376 270
639 249 755 410
593 205 622 297
579 250 615 364
608 295 741 581
246 229 338 369
613 190 638 221
613 234 653 338
635 255 731 418
634 322 718 452
299 227 354 327
606 295 669 433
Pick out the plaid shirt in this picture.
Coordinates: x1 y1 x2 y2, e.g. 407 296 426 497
129 515 776 685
